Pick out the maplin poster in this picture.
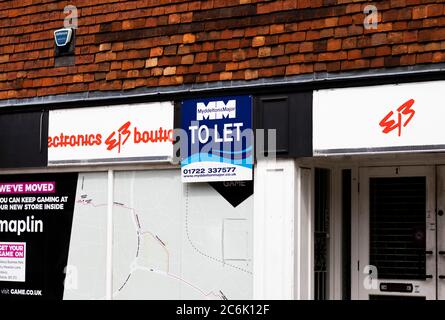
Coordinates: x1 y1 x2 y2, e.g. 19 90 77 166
0 173 77 300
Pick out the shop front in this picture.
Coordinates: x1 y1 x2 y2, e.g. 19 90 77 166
304 80 445 300
3 79 445 301
0 98 256 300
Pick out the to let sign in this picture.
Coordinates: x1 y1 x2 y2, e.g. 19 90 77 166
181 96 253 183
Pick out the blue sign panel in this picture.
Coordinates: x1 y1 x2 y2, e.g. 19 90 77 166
181 96 253 182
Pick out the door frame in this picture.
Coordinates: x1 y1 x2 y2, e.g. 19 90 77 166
436 166 445 300
297 153 445 300
354 165 436 300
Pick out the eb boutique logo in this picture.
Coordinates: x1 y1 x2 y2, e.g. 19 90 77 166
379 99 416 137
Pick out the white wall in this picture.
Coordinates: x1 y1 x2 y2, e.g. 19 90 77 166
253 159 313 300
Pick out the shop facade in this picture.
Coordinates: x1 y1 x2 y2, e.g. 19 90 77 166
280 79 445 301
2 0 445 301
3 78 445 300
0 97 258 300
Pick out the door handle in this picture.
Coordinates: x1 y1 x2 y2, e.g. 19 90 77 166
439 276 445 280
439 251 445 255
425 251 434 255
424 275 434 279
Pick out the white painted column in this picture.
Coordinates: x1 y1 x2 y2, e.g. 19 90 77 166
253 159 297 300
295 167 314 300
106 169 114 300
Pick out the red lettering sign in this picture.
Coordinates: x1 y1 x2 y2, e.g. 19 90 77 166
49 122 174 154
105 121 131 153
379 99 415 137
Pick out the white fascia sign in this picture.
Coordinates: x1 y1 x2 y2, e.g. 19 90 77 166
313 80 445 155
48 102 174 165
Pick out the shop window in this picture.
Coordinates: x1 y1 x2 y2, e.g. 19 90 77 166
0 169 253 300
63 172 108 299
112 170 253 300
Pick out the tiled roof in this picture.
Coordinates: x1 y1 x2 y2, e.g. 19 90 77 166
0 0 444 100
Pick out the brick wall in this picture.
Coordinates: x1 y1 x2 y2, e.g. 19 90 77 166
0 0 445 100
